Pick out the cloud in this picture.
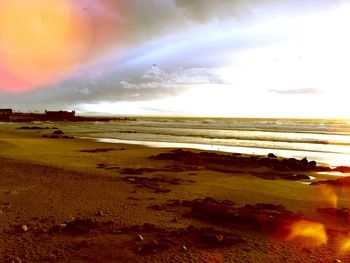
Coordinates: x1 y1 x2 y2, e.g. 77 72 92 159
117 0 259 45
0 65 224 110
270 88 321 95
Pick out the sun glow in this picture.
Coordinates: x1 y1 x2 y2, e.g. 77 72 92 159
0 0 120 92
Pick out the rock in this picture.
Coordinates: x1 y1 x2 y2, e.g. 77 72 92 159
96 210 104 217
167 198 299 234
268 153 277 158
8 256 22 263
62 135 74 139
53 130 64 135
300 158 309 170
308 160 317 169
65 219 97 235
21 225 28 232
121 168 144 175
137 239 170 255
334 166 350 173
151 149 320 175
51 223 67 233
311 177 350 186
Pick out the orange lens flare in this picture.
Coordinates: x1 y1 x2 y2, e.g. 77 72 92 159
0 0 120 92
286 220 327 247
341 238 350 252
319 184 338 208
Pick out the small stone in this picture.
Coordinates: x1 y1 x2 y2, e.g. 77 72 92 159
334 260 342 263
182 245 188 251
21 225 28 232
96 210 104 217
10 256 22 263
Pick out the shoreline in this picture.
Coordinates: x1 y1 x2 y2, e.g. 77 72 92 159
3 119 350 167
2 127 350 262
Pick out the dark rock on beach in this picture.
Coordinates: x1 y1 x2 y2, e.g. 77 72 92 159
53 130 64 135
310 176 350 186
151 149 315 181
156 197 301 235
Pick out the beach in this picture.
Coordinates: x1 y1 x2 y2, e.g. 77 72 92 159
1 125 350 262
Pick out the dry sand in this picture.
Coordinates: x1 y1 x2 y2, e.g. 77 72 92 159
1 126 350 262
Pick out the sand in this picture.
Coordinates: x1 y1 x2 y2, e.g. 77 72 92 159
1 125 350 262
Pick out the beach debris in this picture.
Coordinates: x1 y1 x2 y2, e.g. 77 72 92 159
136 234 144 241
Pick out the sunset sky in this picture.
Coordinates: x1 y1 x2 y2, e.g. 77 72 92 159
1 0 350 118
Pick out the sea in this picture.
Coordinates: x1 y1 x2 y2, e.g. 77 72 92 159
2 117 350 167
57 117 350 167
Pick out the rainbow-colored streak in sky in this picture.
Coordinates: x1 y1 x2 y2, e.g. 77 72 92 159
0 0 120 92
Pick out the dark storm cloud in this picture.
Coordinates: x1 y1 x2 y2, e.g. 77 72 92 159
116 0 277 45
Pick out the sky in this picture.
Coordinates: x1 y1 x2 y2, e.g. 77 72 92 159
0 0 350 118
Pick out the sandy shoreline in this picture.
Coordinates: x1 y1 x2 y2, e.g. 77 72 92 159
1 127 350 262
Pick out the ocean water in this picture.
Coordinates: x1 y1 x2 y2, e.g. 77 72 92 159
57 117 350 167
2 118 350 166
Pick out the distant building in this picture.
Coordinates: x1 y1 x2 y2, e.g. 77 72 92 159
0 109 13 115
45 110 76 121
0 109 13 121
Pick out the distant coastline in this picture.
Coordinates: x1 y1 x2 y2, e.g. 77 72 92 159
0 108 134 122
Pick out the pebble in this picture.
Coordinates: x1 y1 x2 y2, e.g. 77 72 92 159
96 210 104 217
9 256 22 263
21 225 28 232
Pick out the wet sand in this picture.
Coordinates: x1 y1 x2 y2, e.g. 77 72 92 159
1 126 350 262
